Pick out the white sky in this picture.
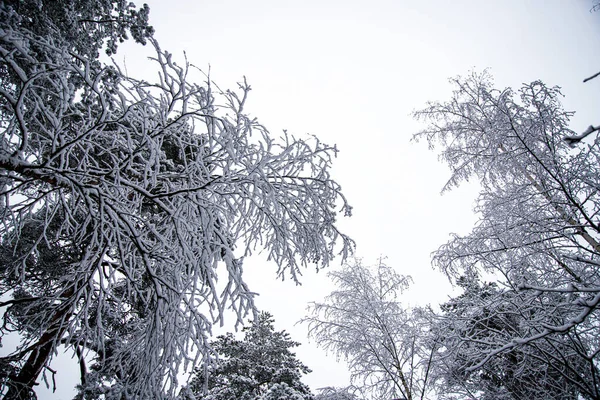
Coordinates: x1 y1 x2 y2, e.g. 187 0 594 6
14 0 600 398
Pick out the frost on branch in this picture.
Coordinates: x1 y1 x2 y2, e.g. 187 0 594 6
429 276 597 399
413 72 600 399
314 387 363 400
0 16 352 398
184 312 313 400
302 259 434 400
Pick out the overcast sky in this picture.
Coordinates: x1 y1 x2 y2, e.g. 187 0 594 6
25 0 600 397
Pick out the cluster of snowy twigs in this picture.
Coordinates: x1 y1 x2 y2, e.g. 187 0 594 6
412 72 600 398
0 12 352 398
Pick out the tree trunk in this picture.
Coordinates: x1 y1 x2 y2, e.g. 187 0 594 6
3 294 74 400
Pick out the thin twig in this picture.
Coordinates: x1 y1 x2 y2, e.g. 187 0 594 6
583 71 600 83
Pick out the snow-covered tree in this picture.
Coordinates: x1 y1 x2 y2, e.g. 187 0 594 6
313 386 362 400
430 276 587 399
3 0 153 54
184 312 313 400
302 259 435 400
0 2 353 398
413 72 600 399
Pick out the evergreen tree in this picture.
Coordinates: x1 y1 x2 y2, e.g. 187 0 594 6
186 313 313 400
431 276 584 399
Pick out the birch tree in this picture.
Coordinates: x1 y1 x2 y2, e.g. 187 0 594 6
0 3 352 398
314 387 362 400
302 259 435 400
413 72 600 399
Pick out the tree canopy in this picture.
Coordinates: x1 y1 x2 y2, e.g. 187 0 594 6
302 259 435 400
414 72 600 399
2 1 598 399
0 1 352 398
185 312 313 400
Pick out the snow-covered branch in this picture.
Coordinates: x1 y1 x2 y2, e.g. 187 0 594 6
0 12 352 398
414 72 600 399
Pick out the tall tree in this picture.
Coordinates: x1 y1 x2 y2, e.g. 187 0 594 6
302 259 435 400
314 387 362 400
430 276 587 399
0 2 353 398
184 312 313 400
2 0 153 58
413 72 600 399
